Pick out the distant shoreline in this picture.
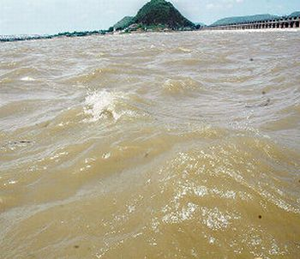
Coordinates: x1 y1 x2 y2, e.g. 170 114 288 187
1 27 300 44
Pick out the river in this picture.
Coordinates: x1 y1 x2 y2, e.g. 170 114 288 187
0 30 300 258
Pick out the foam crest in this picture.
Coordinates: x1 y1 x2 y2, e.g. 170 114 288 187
83 90 136 122
20 77 35 82
162 78 201 95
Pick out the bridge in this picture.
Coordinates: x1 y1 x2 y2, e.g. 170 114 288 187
204 15 300 30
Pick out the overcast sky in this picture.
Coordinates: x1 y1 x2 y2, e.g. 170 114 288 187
0 0 299 35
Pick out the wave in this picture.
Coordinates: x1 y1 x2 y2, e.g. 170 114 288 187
65 67 119 85
1 30 300 259
83 90 141 122
162 77 204 95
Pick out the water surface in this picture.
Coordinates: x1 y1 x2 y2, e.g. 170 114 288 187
0 30 300 258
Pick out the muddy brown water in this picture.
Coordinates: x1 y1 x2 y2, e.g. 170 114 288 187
0 30 300 258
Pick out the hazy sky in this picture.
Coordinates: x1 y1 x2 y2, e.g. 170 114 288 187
0 0 299 35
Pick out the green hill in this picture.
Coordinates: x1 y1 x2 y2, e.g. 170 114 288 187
113 16 134 30
132 0 195 29
289 11 300 18
211 14 279 26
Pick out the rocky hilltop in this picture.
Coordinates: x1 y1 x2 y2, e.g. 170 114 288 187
133 0 194 28
114 0 195 31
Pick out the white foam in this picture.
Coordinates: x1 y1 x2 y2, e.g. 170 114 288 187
83 90 135 122
201 207 231 230
21 76 35 81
